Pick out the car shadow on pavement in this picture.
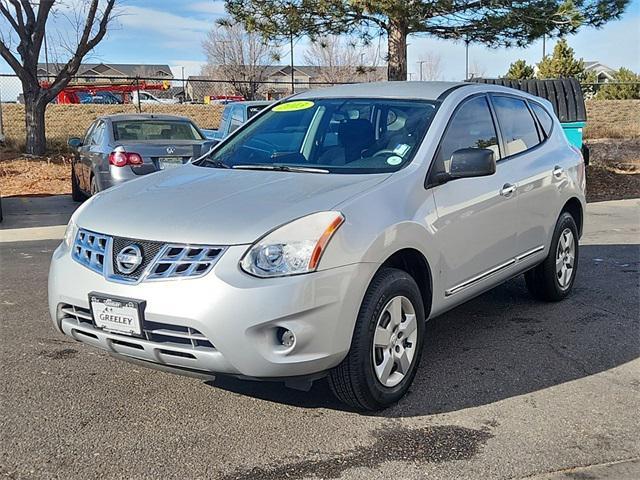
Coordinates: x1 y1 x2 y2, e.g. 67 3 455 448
207 244 639 416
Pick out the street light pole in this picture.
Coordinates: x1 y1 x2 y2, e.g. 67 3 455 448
464 38 470 80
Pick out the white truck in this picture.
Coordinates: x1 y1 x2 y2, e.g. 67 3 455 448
131 90 179 105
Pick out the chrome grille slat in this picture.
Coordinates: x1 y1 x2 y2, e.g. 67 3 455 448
72 230 109 275
71 228 225 283
147 245 225 280
58 303 215 350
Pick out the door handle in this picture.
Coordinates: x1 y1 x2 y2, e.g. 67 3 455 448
553 165 564 178
500 183 516 197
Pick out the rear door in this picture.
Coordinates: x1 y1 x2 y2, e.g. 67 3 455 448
490 95 558 260
85 121 106 184
430 95 521 302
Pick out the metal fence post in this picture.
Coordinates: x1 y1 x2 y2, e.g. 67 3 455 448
135 76 142 113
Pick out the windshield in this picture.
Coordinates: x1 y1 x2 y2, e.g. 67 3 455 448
196 98 438 174
113 120 204 141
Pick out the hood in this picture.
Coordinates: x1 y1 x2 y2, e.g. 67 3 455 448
77 164 389 245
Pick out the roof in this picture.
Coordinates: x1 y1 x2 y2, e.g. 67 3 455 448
37 63 173 77
98 113 192 122
233 100 273 106
293 81 465 100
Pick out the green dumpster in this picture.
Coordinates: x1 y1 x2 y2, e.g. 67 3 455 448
562 121 586 150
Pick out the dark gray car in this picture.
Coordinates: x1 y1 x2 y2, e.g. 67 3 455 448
68 114 213 200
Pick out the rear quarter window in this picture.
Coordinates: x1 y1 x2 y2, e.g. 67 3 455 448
530 102 554 138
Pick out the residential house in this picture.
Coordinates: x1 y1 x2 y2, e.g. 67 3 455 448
186 64 387 102
584 61 616 83
36 63 174 83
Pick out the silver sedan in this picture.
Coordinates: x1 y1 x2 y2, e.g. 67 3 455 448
67 114 213 199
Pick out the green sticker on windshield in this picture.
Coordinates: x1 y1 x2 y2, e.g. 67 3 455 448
273 100 315 112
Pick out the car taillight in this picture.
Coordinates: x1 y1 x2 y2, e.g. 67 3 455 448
109 151 143 167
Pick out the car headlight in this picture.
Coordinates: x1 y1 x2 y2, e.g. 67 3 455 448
63 218 77 250
240 211 345 278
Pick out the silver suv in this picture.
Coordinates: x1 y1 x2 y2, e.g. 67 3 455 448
49 82 586 410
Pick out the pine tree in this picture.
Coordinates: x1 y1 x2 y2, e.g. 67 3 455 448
536 39 585 79
596 68 640 100
505 60 535 80
225 0 630 81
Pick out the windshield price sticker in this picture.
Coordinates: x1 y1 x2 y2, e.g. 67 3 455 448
273 101 315 112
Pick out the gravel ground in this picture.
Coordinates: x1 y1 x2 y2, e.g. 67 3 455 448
0 200 638 480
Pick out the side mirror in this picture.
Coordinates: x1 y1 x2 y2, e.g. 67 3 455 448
437 148 496 183
68 137 83 149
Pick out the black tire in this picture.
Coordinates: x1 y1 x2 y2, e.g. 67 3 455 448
71 165 85 202
90 175 99 196
328 267 425 411
525 212 579 302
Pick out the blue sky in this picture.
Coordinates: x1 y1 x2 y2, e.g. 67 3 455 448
1 0 639 80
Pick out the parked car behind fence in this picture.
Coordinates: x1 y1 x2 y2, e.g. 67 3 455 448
68 114 214 199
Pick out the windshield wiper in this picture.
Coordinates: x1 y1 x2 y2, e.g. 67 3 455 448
232 164 329 174
199 158 230 169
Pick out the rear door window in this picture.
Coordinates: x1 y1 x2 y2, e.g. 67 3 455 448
433 95 500 176
492 96 541 156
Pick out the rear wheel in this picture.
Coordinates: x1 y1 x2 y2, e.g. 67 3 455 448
328 268 425 411
71 165 85 202
525 212 579 301
90 175 99 196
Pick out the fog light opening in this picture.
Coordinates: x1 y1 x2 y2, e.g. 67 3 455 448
277 328 296 349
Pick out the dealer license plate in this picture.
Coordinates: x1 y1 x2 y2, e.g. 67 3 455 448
158 157 183 169
90 294 143 336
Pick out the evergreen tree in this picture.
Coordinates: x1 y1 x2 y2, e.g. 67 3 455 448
505 60 535 79
536 38 585 78
596 68 640 99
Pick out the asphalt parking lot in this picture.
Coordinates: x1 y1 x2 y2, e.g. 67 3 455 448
0 196 638 480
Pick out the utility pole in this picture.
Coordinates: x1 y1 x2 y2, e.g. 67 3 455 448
290 31 295 94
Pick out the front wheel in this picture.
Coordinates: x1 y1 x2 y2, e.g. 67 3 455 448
525 212 579 301
328 268 425 411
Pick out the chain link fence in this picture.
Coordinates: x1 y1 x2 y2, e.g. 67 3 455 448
0 73 357 151
0 73 638 152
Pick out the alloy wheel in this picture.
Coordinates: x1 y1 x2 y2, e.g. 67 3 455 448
372 295 418 388
556 228 575 289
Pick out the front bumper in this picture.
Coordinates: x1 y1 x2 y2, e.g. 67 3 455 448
48 241 375 378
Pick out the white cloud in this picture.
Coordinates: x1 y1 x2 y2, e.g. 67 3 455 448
118 5 212 34
187 1 227 15
169 61 208 78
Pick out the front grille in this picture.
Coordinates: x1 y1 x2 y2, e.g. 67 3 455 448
147 246 225 280
72 228 226 283
111 236 164 280
59 303 215 350
72 230 108 275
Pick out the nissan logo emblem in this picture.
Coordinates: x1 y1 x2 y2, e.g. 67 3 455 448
116 244 143 274
166 146 175 154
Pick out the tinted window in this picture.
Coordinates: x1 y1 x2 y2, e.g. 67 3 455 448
113 120 203 141
229 106 244 133
492 96 540 156
433 96 500 175
90 122 105 145
530 102 554 138
84 122 97 145
198 98 438 174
